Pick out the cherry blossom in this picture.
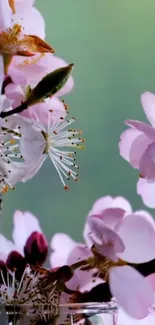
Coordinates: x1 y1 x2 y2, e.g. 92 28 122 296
51 196 155 318
17 110 85 189
119 92 155 207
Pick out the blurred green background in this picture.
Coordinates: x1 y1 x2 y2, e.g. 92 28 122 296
2 0 155 241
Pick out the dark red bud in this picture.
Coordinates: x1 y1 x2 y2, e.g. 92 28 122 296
24 231 48 266
6 251 27 281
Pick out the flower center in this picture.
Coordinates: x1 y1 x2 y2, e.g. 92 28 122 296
0 24 22 55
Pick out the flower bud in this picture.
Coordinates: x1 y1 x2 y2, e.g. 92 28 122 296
24 231 48 266
0 64 74 118
6 251 26 281
25 64 74 107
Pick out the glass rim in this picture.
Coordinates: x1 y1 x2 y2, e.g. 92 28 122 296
0 301 118 316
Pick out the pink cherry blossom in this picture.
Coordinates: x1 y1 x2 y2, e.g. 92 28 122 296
119 91 155 208
16 110 84 189
87 200 155 318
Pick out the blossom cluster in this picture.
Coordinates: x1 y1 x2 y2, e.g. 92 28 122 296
0 0 85 194
0 1 155 325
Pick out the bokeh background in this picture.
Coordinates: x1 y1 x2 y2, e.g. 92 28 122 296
2 0 155 241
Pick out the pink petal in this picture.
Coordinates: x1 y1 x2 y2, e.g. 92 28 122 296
134 210 155 230
118 308 155 325
12 210 42 255
67 245 92 265
117 214 155 263
50 233 78 267
139 142 155 180
119 128 143 163
84 196 130 246
15 0 35 6
91 195 132 214
137 178 155 208
141 92 155 128
129 134 153 169
5 84 25 108
0 0 12 31
109 266 153 319
10 7 45 39
147 273 155 291
88 217 125 261
21 97 66 125
8 56 46 86
96 208 126 227
125 120 155 138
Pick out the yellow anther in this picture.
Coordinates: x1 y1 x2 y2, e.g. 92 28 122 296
10 139 16 144
1 185 9 194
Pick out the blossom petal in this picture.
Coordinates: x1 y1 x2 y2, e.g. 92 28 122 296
21 97 66 125
147 273 155 291
10 7 45 38
5 84 25 108
12 210 42 255
141 92 155 128
117 214 155 263
109 266 153 319
129 134 152 169
84 196 132 244
0 0 12 31
117 308 155 325
89 195 132 215
8 56 46 86
119 128 143 162
125 120 155 138
20 126 44 161
50 233 78 267
137 178 155 208
139 142 155 180
88 217 125 261
0 235 14 261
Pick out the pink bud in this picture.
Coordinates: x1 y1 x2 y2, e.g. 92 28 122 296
24 231 48 266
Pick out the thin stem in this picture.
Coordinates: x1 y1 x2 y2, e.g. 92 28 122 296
71 259 89 271
0 194 3 219
0 102 28 118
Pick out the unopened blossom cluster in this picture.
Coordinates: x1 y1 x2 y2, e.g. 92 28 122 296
0 1 155 325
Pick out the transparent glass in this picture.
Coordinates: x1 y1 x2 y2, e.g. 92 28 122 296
0 302 118 324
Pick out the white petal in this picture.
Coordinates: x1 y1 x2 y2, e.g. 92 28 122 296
50 233 77 267
12 210 42 254
118 308 155 325
0 0 12 31
0 234 14 261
